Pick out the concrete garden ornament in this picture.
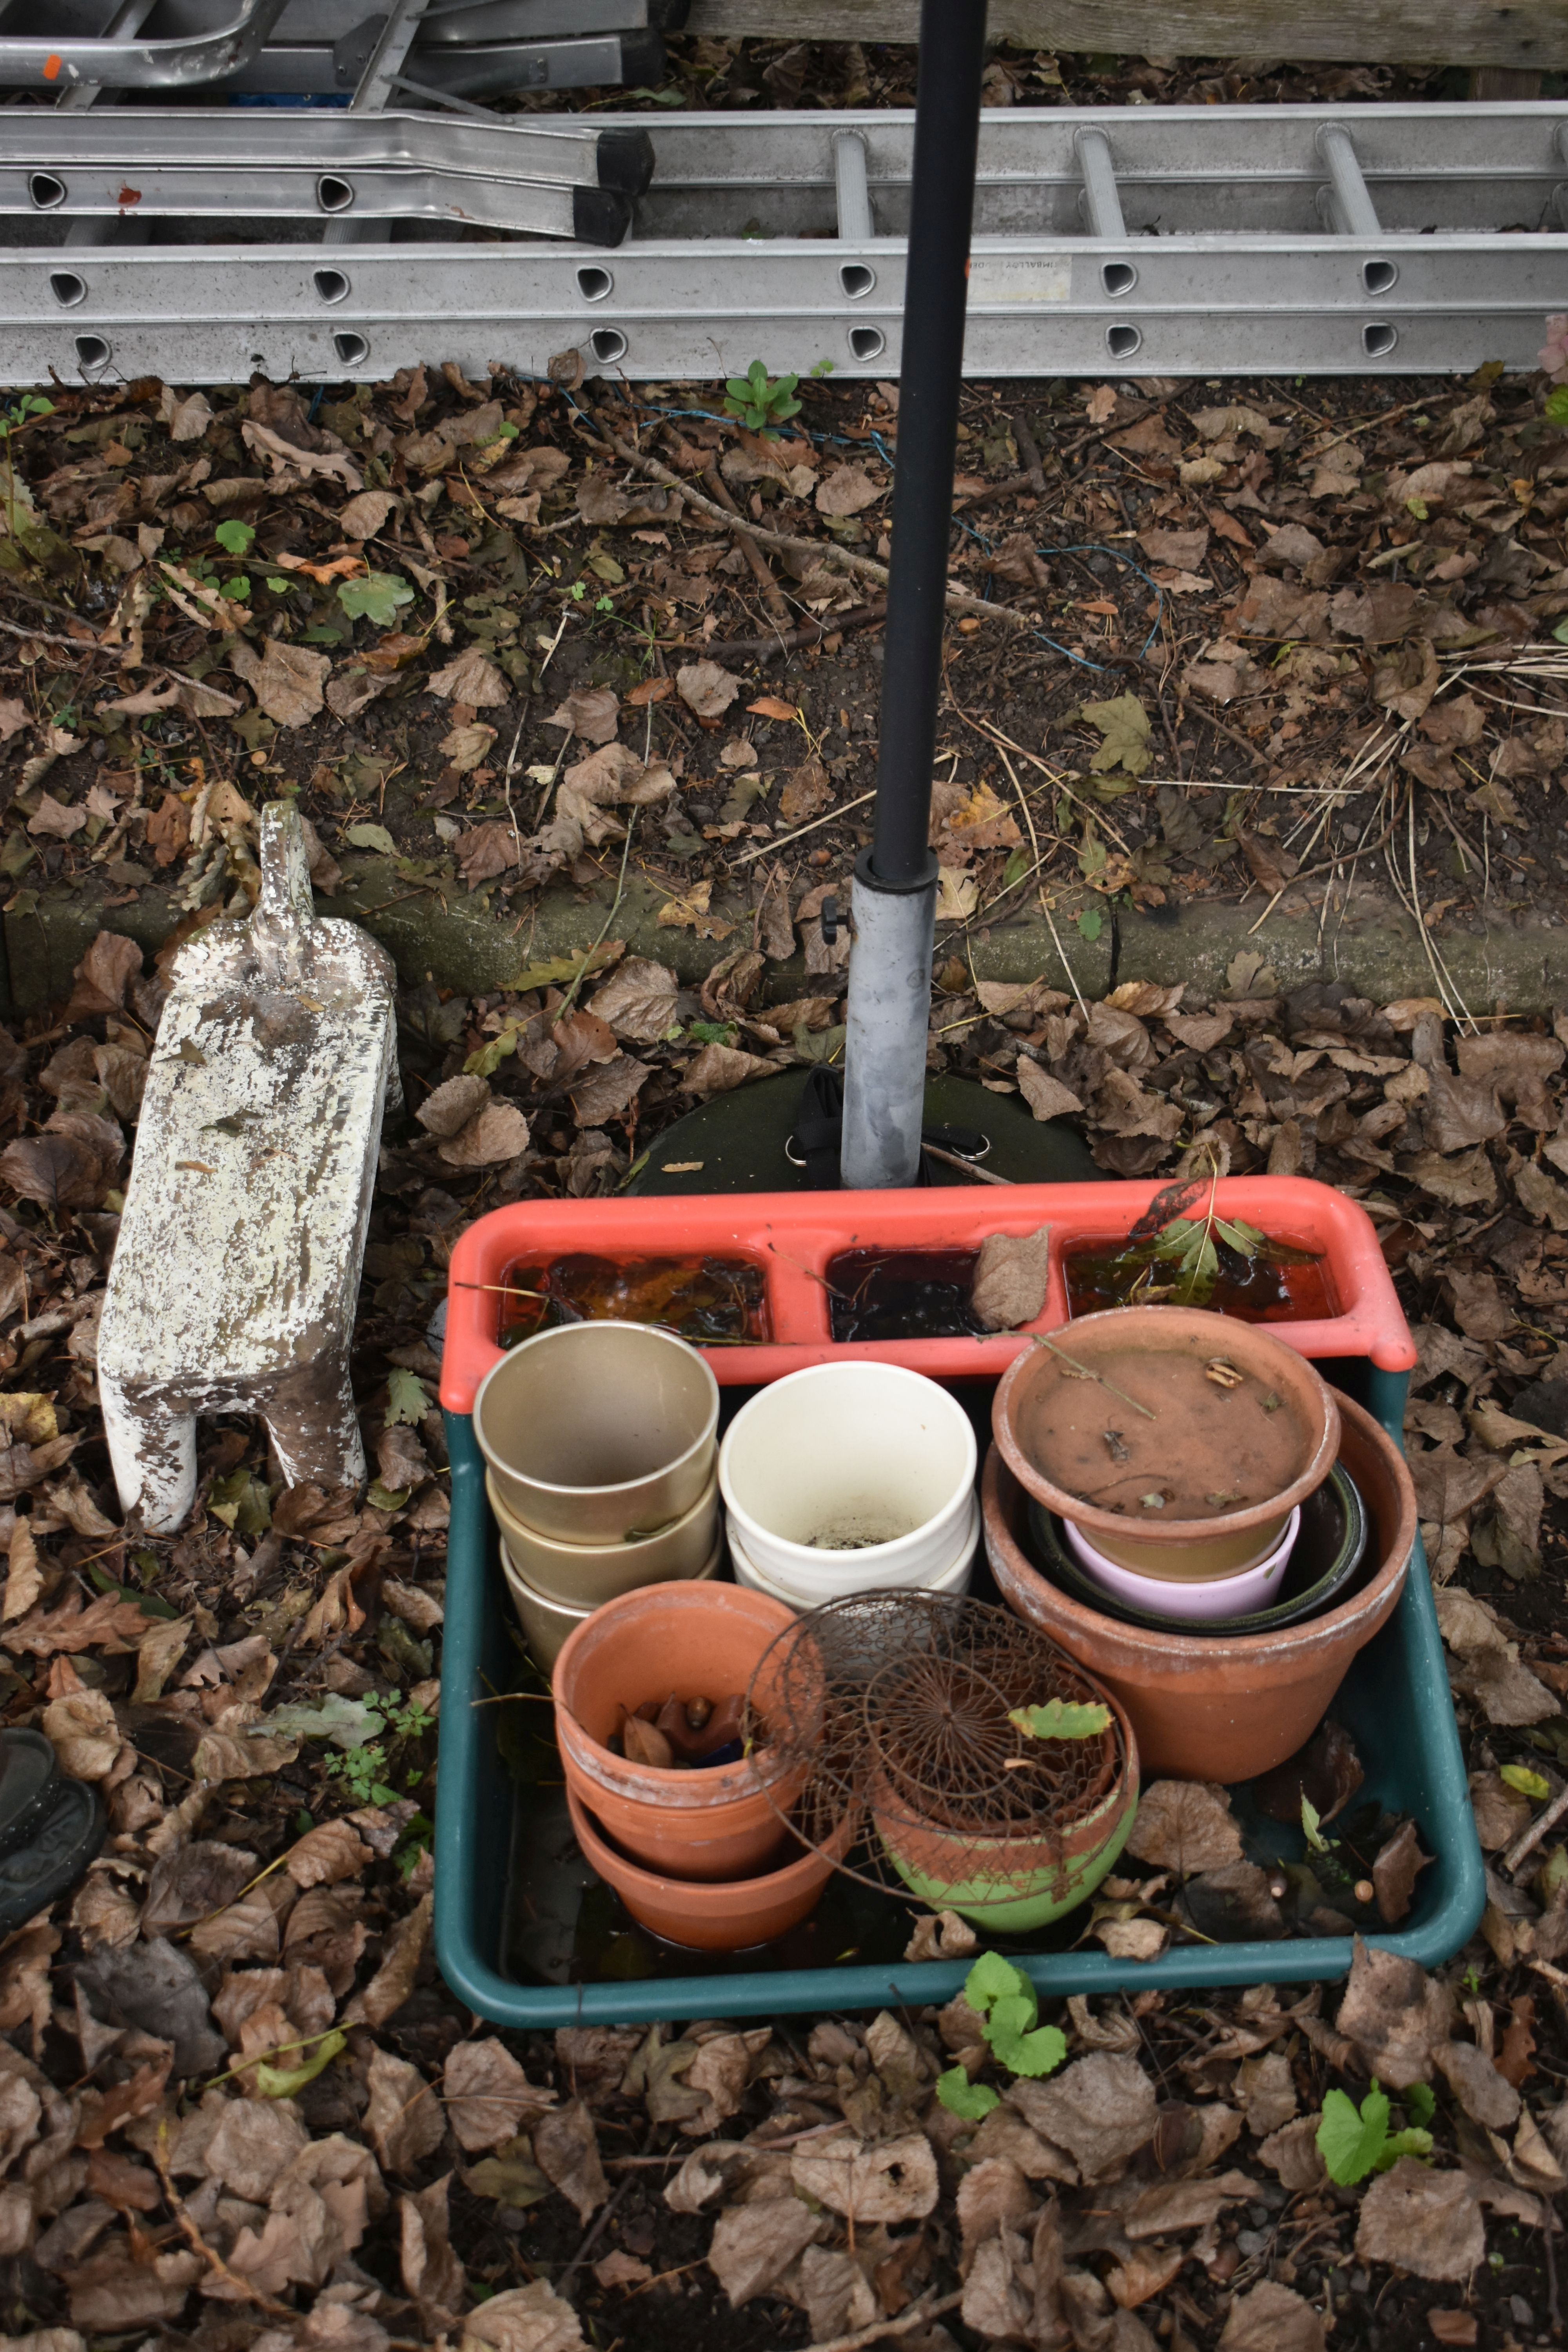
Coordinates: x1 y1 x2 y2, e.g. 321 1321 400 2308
98 800 401 1532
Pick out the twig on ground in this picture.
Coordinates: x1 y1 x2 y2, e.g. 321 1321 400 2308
555 815 637 1018
1504 1779 1568 1877
582 411 1033 633
710 601 887 663
699 460 792 623
1040 893 1092 1020
923 1142 1014 1185
154 2121 295 2319
731 788 876 866
802 2287 964 2352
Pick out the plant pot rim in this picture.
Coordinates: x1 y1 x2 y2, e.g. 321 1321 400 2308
868 1671 1137 1858
475 1318 719 1502
719 1359 978 1575
983 1388 1414 1668
992 1303 1340 1546
553 1580 802 1808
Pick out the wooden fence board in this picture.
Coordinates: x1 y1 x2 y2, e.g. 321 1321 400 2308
685 0 1568 70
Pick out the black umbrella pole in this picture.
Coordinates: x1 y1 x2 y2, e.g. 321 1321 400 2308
840 0 988 1189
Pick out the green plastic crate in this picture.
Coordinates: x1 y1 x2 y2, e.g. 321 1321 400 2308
433 1361 1484 2027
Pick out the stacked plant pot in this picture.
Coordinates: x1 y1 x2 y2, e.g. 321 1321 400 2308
475 1322 721 1670
985 1307 1418 1780
553 1582 851 1951
719 1362 980 1609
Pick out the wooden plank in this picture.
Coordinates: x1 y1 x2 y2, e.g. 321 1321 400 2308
685 0 1568 69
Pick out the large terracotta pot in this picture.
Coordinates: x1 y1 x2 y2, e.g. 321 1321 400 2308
566 1784 851 1952
993 1305 1340 1579
869 1675 1139 1931
983 1388 1415 1782
553 1582 809 1881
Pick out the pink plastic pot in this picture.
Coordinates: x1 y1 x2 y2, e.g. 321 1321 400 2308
1062 1506 1300 1623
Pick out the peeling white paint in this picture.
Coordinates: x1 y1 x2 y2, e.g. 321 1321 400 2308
99 802 401 1533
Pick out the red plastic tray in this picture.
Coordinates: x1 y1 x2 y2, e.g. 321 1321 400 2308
440 1175 1415 1412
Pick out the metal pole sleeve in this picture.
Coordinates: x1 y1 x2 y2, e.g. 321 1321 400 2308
1074 127 1126 239
833 130 874 241
1316 123 1382 237
868 0 987 889
840 860 939 1191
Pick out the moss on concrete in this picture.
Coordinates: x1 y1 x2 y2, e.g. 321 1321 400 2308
9 856 1564 1018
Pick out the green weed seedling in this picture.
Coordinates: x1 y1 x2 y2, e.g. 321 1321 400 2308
1315 2078 1435 2185
935 1951 1067 2121
723 361 803 438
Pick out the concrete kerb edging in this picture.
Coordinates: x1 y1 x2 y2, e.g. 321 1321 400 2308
4 855 1565 1020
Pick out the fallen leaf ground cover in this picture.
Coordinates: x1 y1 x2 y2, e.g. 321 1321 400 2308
4 38 1568 2352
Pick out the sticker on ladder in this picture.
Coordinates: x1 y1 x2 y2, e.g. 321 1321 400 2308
968 256 1072 303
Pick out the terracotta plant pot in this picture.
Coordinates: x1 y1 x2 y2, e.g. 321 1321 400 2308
553 1582 810 1882
993 1305 1340 1579
983 1387 1416 1781
566 1783 849 1952
867 1671 1138 1931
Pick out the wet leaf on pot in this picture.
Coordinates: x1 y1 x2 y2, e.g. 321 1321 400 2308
1254 1719 1366 1829
1372 1817 1432 1927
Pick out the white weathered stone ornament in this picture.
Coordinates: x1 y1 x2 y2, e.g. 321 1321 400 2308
99 800 401 1533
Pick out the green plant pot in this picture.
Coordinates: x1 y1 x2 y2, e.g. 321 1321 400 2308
869 1679 1140 1931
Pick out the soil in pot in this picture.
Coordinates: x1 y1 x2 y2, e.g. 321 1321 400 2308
982 1385 1416 1782
993 1305 1339 1579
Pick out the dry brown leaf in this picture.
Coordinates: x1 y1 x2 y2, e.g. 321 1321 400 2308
971 1227 1052 1330
1354 2158 1485 2281
588 957 679 1043
1335 1938 1452 2089
345 1891 430 2027
400 2171 466 2330
545 686 620 744
365 2044 445 2175
1125 1781 1244 1875
229 637 331 728
338 488 399 539
445 2038 556 2152
428 645 510 707
42 1687 124 1781
460 2278 586 2352
534 2098 608 2221
1218 2279 1325 2352
676 659 741 720
816 463 883 516
285 1818 373 1889
1009 2053 1158 2182
791 2129 939 2221
707 2194 822 2306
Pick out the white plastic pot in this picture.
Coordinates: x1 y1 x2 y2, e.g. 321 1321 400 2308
729 1497 977 1610
1063 1504 1301 1623
718 1361 977 1597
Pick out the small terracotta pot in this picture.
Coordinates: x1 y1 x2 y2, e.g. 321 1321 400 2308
993 1305 1339 1577
566 1783 848 1951
867 1675 1138 1931
553 1582 810 1882
983 1387 1415 1782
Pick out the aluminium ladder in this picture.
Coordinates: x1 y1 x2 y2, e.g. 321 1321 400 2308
0 90 1565 382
